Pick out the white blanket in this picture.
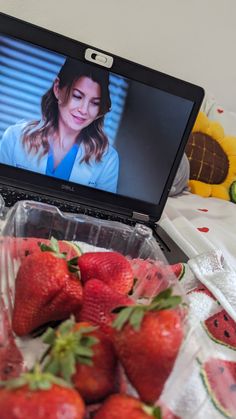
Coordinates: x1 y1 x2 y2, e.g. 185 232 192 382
160 192 236 270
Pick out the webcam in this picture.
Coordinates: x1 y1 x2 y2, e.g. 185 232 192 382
85 48 113 68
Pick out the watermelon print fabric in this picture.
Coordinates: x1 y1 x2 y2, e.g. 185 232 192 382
160 250 236 418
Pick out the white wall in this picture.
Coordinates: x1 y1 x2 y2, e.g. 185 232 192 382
1 0 236 111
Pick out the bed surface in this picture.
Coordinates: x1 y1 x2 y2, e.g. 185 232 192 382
160 192 236 269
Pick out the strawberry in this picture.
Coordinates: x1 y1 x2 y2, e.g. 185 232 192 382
2 236 82 262
93 394 163 418
78 251 134 294
12 238 83 336
42 317 118 403
113 288 184 403
0 365 85 419
77 279 134 338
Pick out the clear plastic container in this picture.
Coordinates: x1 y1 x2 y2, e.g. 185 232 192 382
1 200 167 260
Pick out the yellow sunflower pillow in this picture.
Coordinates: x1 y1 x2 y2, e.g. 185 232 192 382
185 112 236 202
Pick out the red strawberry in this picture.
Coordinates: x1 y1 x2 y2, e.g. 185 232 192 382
113 288 184 403
42 318 118 403
78 251 134 294
77 279 134 338
93 393 163 418
2 236 82 261
12 238 83 336
0 365 85 419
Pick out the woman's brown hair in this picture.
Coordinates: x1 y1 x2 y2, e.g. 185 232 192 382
22 58 111 163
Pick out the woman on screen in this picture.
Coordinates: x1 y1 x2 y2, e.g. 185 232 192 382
0 58 119 193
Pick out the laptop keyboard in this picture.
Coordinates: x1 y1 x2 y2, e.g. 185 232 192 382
0 185 136 226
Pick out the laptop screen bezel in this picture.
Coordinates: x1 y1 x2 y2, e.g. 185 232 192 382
0 12 204 221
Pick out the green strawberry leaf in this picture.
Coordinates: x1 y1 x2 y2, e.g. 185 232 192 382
50 237 59 252
61 352 76 383
41 318 98 383
74 345 94 358
149 288 182 312
40 237 66 259
42 327 56 345
113 287 182 332
80 335 99 348
68 266 79 273
1 365 71 392
57 317 75 336
130 308 145 331
151 295 182 310
68 256 79 265
112 305 130 314
50 375 72 388
113 306 134 331
153 406 163 419
40 243 54 252
142 404 162 418
67 256 79 273
1 376 27 390
152 288 172 303
44 357 60 376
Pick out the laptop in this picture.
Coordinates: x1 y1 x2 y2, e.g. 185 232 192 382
0 12 204 264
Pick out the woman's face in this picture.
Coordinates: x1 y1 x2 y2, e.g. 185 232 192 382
54 76 101 134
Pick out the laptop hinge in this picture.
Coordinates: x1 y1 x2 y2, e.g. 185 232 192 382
132 211 149 222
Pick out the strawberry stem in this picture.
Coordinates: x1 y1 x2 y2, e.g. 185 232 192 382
142 404 162 418
39 237 80 273
39 236 66 259
67 256 79 273
0 363 71 391
41 317 99 384
113 287 182 331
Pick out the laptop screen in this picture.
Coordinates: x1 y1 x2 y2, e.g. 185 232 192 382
0 13 204 220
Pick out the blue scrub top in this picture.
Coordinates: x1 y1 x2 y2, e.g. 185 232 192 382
46 144 79 181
